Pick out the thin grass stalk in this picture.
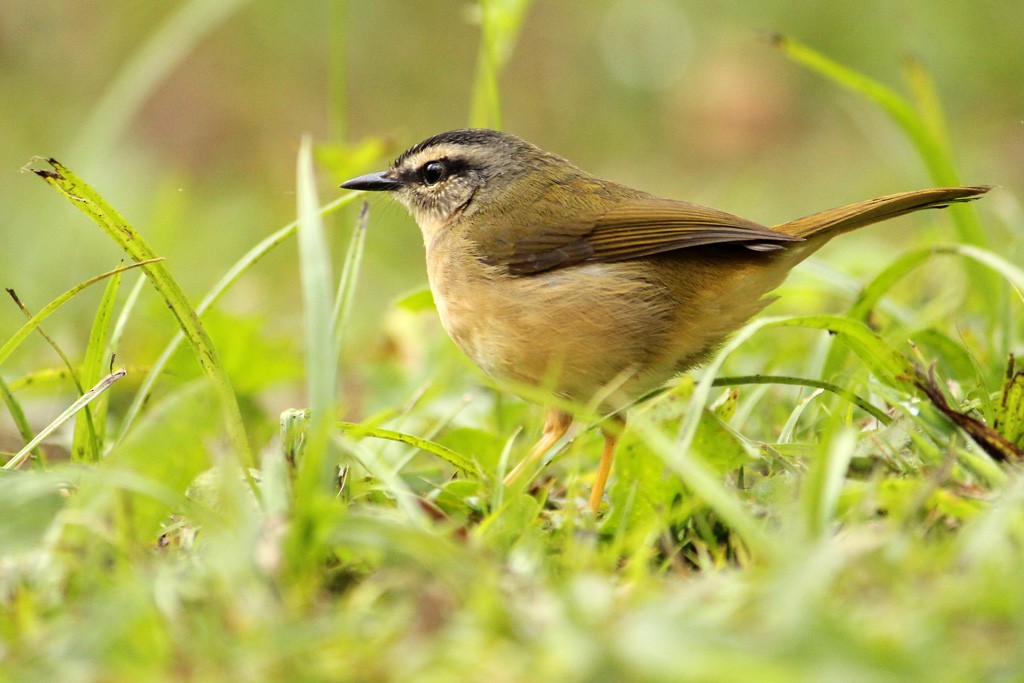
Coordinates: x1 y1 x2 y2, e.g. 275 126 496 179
30 159 253 467
116 193 358 440
294 137 340 494
71 266 123 462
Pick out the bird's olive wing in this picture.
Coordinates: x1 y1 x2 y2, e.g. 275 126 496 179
504 198 802 276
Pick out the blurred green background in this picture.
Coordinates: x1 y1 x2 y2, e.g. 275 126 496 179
2 0 1021 425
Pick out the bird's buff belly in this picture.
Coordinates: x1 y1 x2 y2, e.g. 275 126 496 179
430 261 674 406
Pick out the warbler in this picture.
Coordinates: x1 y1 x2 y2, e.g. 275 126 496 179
342 128 989 513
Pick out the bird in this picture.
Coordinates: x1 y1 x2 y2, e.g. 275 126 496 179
341 128 989 514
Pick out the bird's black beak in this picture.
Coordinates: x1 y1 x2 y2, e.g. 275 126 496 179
340 171 402 192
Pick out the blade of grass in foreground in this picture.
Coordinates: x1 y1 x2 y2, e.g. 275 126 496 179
6 289 86 394
0 376 39 463
651 310 927 559
800 428 857 539
630 408 773 560
71 264 123 462
6 286 103 461
116 192 359 441
294 137 340 493
687 313 911 456
772 315 914 388
772 35 986 249
0 261 157 369
773 35 994 310
643 318 792 561
337 421 481 477
29 158 253 467
332 202 369 356
712 375 892 425
469 0 534 129
5 368 126 470
851 244 1024 322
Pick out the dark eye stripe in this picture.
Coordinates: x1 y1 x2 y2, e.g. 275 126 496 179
421 160 447 185
412 157 470 186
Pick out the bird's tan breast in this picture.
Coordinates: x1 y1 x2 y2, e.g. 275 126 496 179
425 231 803 410
426 233 681 405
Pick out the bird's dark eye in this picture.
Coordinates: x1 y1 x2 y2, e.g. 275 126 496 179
420 160 448 186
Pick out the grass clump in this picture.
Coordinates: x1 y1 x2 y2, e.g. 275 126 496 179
2 15 1022 683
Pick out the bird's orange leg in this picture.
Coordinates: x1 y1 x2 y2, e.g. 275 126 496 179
504 409 573 486
588 416 625 514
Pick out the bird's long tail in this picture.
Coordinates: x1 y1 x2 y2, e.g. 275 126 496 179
773 185 991 239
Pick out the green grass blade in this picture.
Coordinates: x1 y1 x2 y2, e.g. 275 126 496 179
772 36 955 184
469 0 534 129
713 375 892 425
6 290 86 396
294 137 340 492
996 363 1024 448
800 428 857 538
770 315 914 387
336 435 429 527
638 317 792 560
951 244 1024 297
850 244 1024 323
4 368 126 470
338 421 481 477
656 311 913 556
109 274 147 354
647 307 930 556
777 388 825 444
3 367 91 393
827 243 1021 383
0 375 39 464
6 288 101 454
629 410 773 560
332 202 369 356
116 192 359 441
773 36 987 250
71 264 123 463
0 261 156 369
848 248 936 322
904 56 950 148
30 158 252 466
